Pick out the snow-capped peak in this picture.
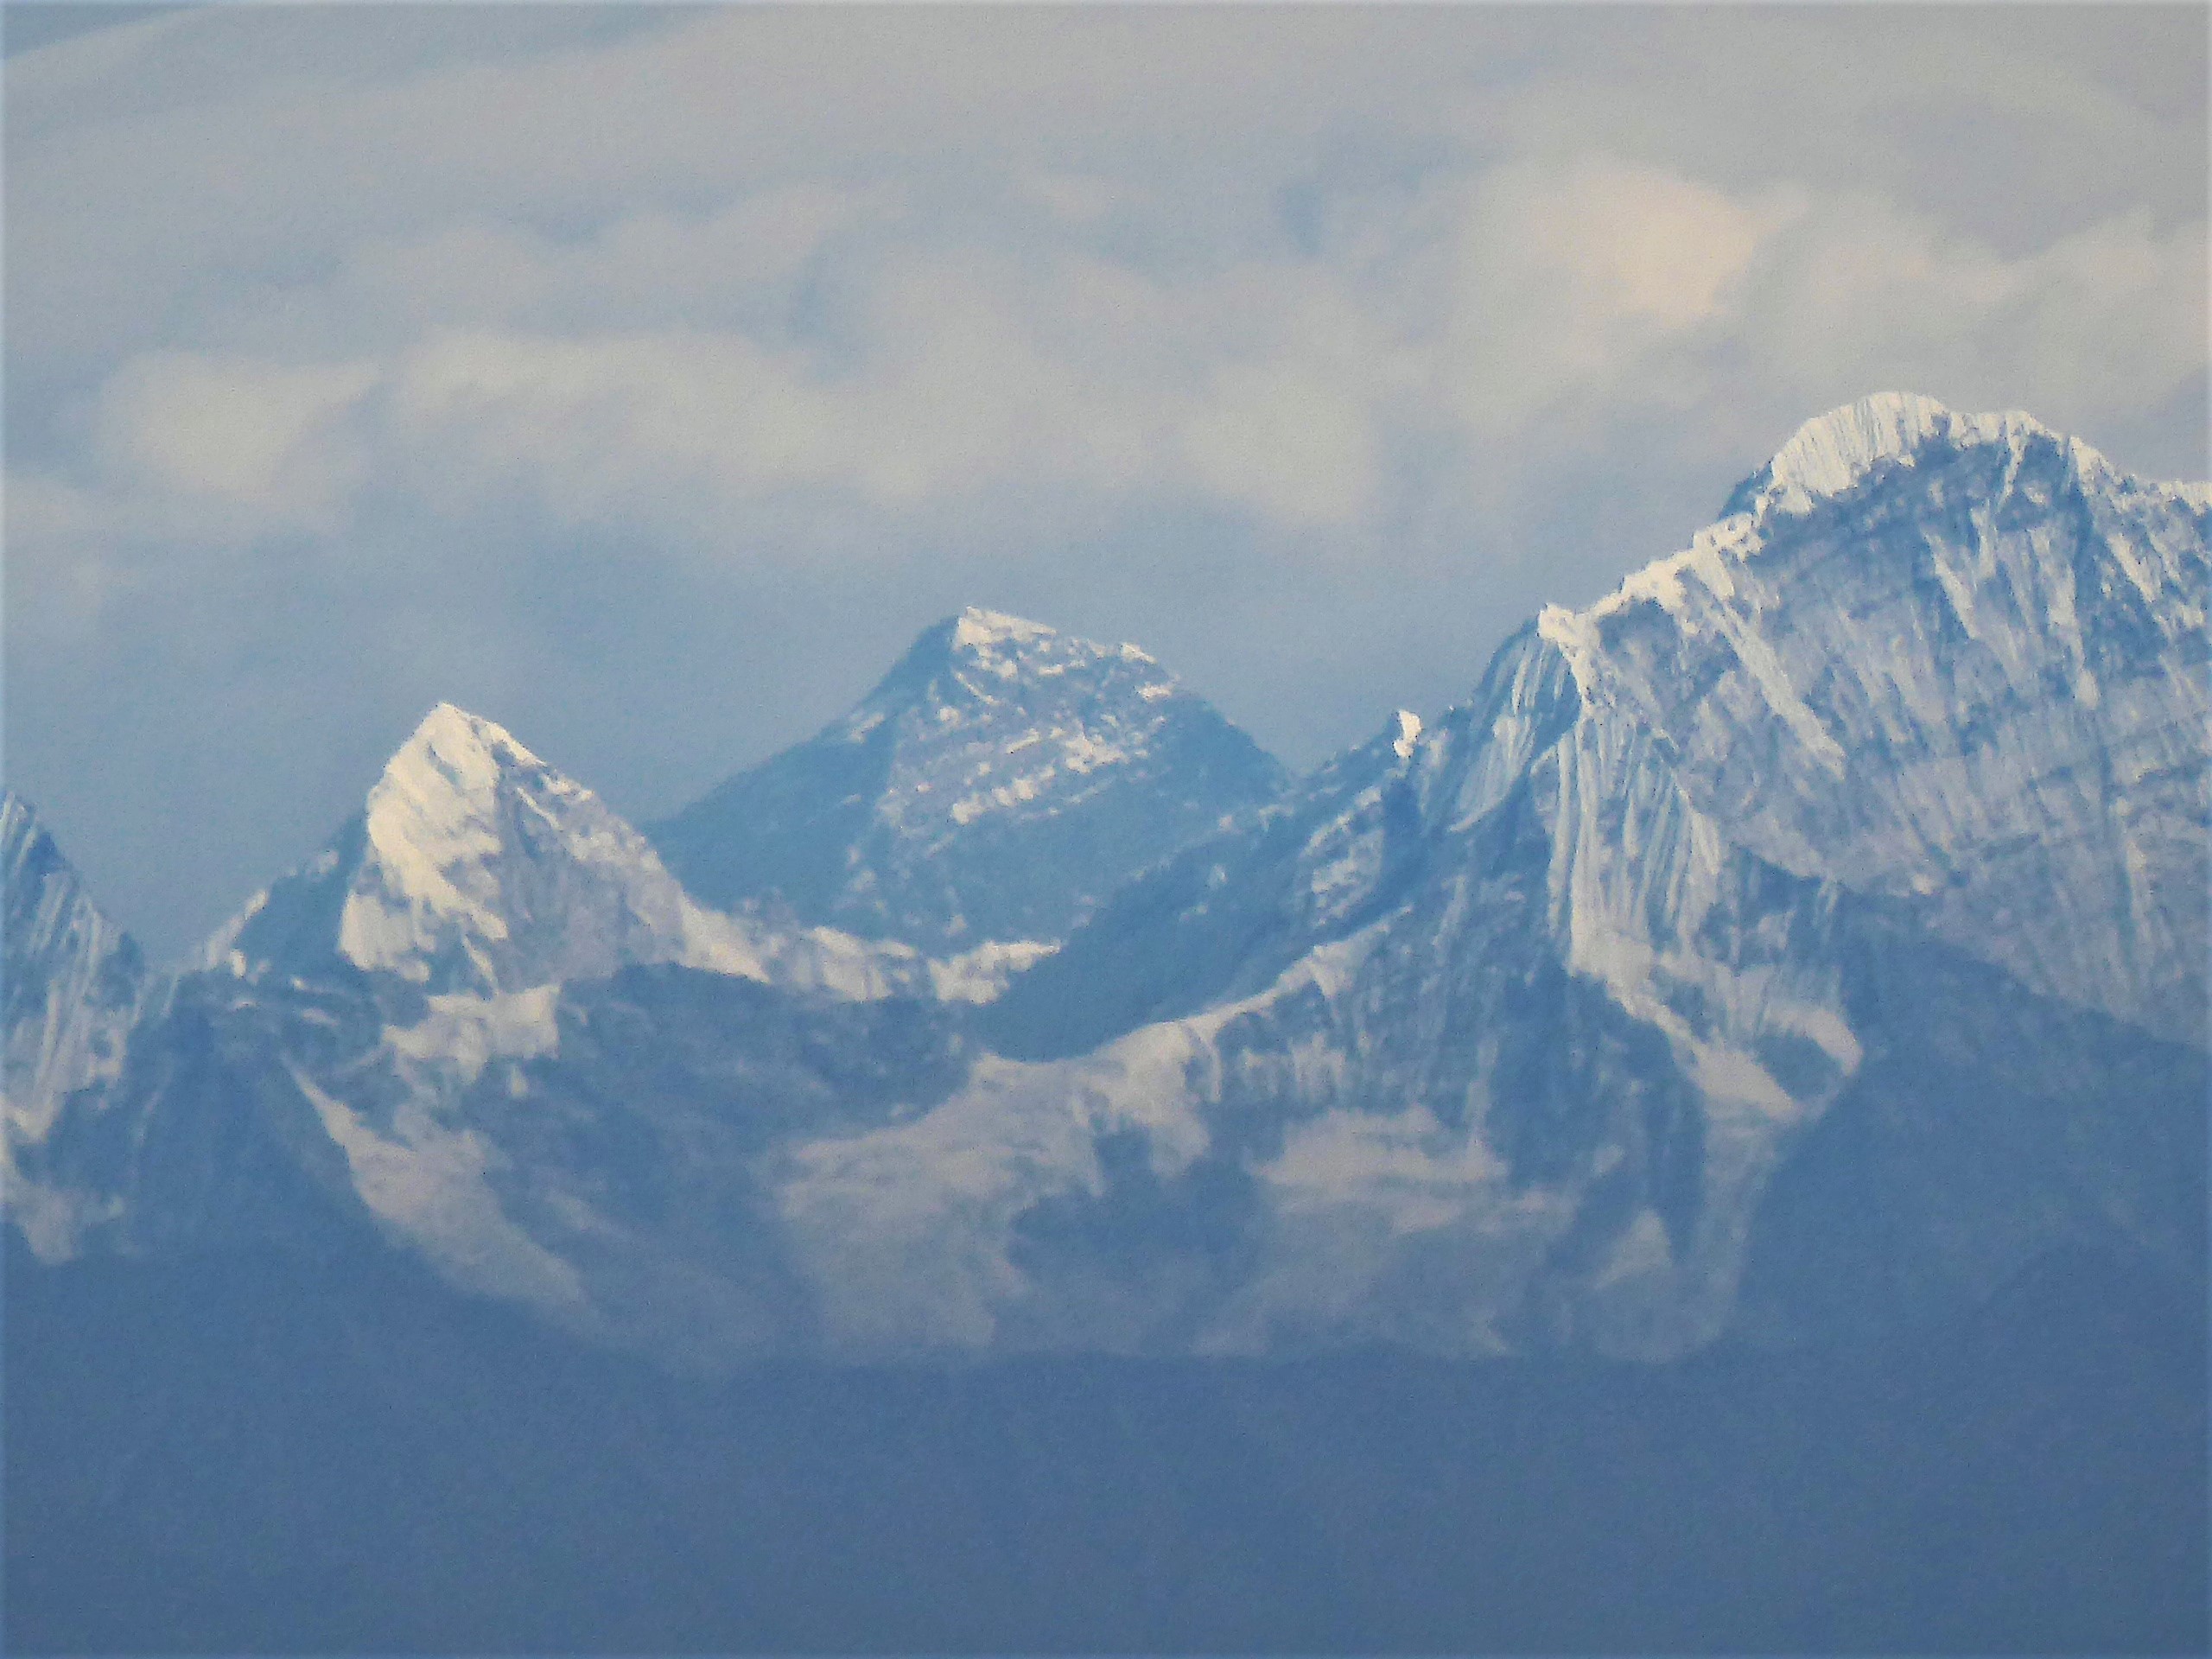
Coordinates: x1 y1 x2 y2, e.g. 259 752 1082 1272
649 608 1287 952
1561 395 2149 660
205 702 696 995
357 705 551 925
385 701 540 791
950 607 1056 652
1760 391 1951 503
861 608 1185 723
931 606 1161 675
1533 399 2208 1044
206 703 940 1002
346 703 683 988
4 791 145 1147
1725 392 2088 520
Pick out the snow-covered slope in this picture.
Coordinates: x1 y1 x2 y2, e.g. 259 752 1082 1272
1547 392 2209 1043
206 702 917 1001
649 608 1287 954
985 703 1440 1059
3 794 147 1255
8 705 946 1275
792 396 2209 1359
823 621 1873 1359
12 398 2201 1372
3 793 144 1141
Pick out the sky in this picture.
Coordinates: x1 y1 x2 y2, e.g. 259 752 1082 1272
6 3 2206 963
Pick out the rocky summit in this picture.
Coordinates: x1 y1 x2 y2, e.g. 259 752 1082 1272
648 607 1288 954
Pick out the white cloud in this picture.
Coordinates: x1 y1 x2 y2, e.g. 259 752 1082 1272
36 152 2204 588
1181 359 1381 528
323 182 893 343
95 351 378 515
126 238 1410 547
1433 156 1800 432
37 125 2205 582
1722 195 2207 444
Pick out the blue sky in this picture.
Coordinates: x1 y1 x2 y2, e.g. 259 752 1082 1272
7 3 2206 960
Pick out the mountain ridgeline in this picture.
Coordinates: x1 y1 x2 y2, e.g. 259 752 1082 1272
6 394 2206 1651
9 392 2204 1362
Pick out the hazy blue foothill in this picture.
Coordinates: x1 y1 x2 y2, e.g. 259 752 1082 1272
7 1236 2202 1653
4 397 2207 1652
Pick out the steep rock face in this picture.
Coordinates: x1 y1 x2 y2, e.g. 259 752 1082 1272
649 608 1287 953
21 969 388 1264
1546 393 2209 1042
3 794 143 1138
3 795 147 1257
329 964 976 1366
25 956 975 1365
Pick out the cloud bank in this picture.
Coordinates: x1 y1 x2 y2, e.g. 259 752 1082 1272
7 4 2204 957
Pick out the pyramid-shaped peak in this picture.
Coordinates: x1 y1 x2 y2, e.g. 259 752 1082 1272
207 699 702 994
881 609 1162 696
385 702 542 788
652 603 1285 950
364 704 570 859
944 607 1159 667
415 699 506 741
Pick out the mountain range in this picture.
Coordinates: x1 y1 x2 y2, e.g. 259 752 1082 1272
8 391 2207 1653
7 392 2205 1371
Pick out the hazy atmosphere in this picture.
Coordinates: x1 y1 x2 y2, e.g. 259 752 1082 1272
7 2 2206 961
